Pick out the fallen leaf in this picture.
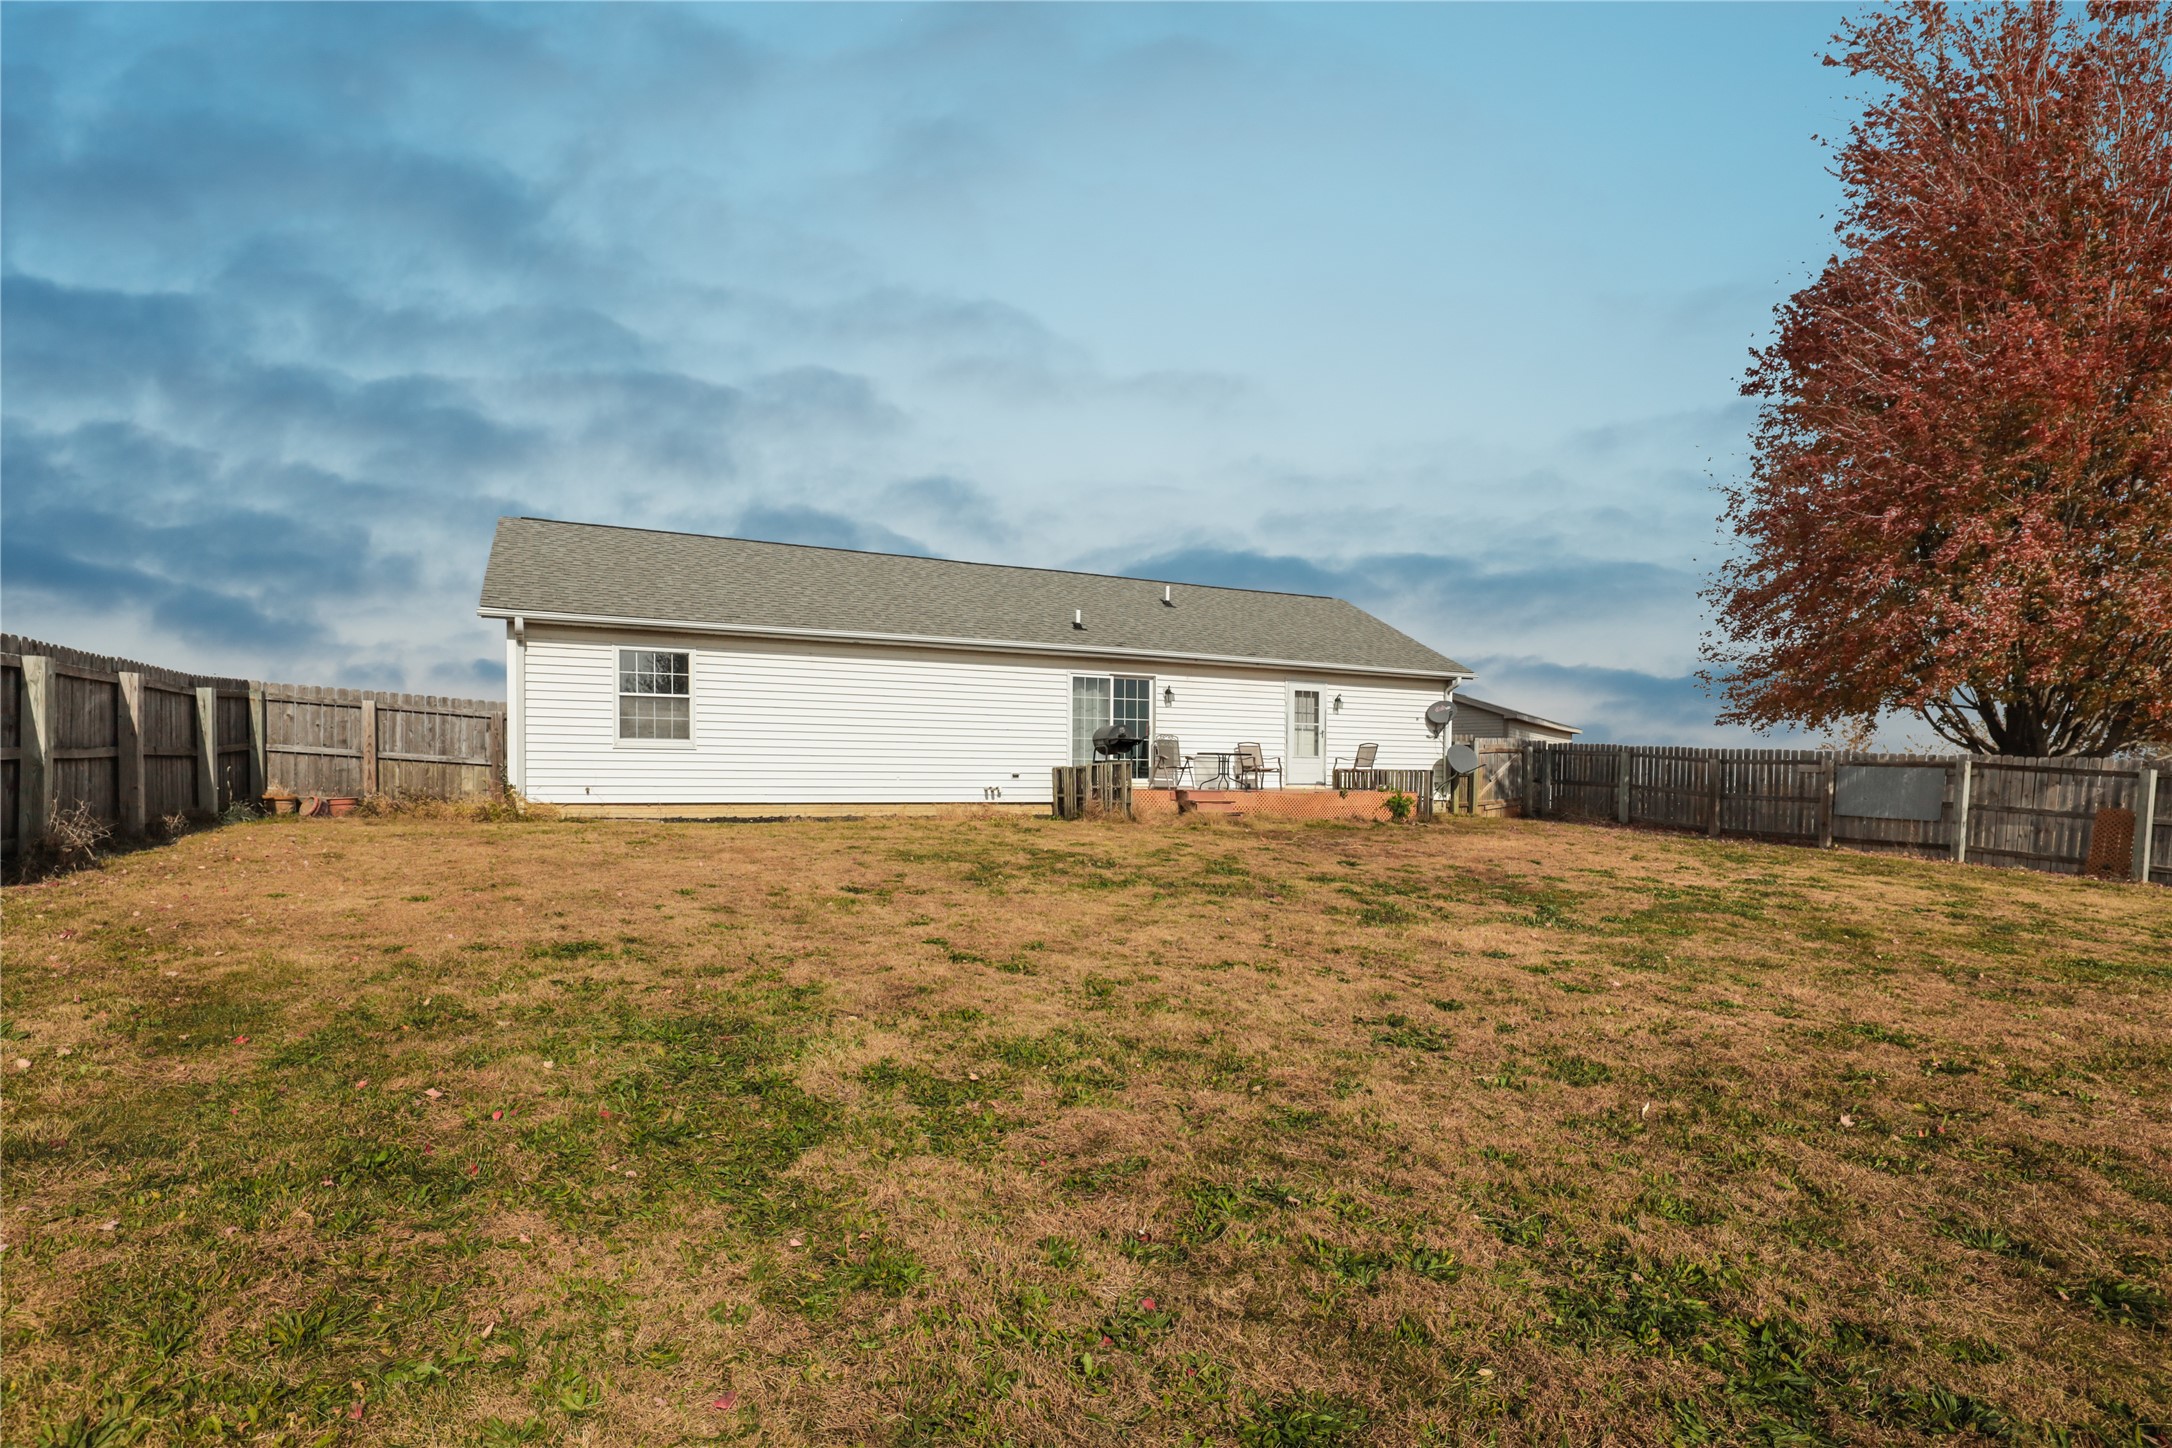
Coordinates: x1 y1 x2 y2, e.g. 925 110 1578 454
99 1219 120 1232
492 1110 504 1121
1839 1113 1856 1128
710 1392 739 1411
1139 1297 1158 1311
787 1237 803 1248
425 1088 443 1100
232 1035 249 1046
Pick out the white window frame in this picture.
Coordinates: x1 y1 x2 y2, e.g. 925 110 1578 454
614 647 695 748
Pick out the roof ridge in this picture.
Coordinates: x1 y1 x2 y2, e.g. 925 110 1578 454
507 515 1344 603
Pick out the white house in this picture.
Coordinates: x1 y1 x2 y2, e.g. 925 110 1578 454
479 517 1475 813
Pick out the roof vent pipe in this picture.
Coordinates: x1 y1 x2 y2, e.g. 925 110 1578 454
1162 584 1173 606
1073 609 1084 630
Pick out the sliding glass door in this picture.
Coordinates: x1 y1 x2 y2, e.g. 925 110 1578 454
1071 674 1153 777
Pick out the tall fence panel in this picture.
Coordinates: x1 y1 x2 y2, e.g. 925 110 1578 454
2 634 504 855
264 686 367 797
1828 753 1957 860
1525 741 2165 886
0 663 19 853
142 684 202 824
375 697 502 799
2152 767 2171 886
52 667 121 830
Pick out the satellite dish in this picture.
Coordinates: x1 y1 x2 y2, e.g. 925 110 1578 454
1423 701 1455 732
1444 743 1480 776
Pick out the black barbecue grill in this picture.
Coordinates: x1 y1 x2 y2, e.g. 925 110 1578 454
1091 724 1144 760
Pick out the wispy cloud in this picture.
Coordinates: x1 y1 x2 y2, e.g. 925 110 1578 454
2 3 1843 735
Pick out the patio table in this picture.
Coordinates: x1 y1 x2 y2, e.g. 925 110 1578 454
1191 751 1238 789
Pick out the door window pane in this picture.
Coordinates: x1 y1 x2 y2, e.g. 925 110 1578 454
1294 690 1321 759
1071 676 1111 765
1114 677 1152 779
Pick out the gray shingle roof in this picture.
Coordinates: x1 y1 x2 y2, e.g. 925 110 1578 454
479 517 1468 679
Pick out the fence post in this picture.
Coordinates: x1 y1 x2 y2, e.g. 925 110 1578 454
360 698 379 796
1705 752 1722 838
117 671 147 835
194 686 220 815
1949 757 1973 865
1817 752 1836 849
487 710 507 796
2135 767 2157 884
247 684 267 804
1614 746 1630 824
20 655 57 845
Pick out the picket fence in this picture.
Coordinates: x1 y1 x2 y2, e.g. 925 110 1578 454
1522 742 2167 886
2 635 504 855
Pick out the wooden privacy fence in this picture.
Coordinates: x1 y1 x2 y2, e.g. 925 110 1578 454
1051 762 1134 820
2 635 504 855
1523 742 2167 886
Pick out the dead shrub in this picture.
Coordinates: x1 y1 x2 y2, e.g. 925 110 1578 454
5 801 114 882
44 800 111 869
351 789 554 824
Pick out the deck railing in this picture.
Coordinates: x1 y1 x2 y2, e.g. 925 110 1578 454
1330 768 1438 821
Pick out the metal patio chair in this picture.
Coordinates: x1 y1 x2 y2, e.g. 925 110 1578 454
1149 735 1193 789
1334 742 1379 774
1234 742 1283 790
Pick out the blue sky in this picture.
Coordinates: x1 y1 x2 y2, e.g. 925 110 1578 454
2 2 1863 740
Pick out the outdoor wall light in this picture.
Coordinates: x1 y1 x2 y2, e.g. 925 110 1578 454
1333 694 1344 712
1163 685 1176 706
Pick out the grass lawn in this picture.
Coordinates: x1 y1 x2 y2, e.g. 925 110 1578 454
3 811 2169 1447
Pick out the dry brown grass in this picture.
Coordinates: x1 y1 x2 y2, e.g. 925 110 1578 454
2 811 2167 1446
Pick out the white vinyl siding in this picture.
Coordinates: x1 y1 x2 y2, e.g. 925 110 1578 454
517 622 1449 805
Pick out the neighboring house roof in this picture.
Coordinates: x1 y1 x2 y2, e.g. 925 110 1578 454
1453 694 1581 736
479 517 1470 680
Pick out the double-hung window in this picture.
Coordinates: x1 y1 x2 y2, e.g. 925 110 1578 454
1071 674 1152 778
618 649 690 741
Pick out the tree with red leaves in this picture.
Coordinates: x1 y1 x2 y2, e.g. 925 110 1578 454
1707 2 2172 756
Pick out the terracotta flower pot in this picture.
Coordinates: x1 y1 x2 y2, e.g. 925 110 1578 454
326 797 360 817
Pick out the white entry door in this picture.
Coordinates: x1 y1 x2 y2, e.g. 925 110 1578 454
1287 686 1326 785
